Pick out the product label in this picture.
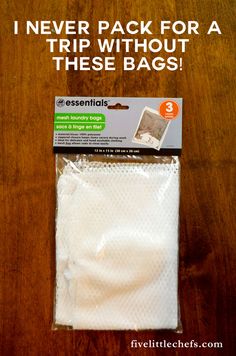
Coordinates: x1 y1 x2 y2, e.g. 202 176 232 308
54 97 182 155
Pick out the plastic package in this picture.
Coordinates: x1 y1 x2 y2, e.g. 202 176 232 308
54 154 181 331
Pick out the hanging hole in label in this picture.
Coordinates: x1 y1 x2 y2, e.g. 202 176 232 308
107 103 129 110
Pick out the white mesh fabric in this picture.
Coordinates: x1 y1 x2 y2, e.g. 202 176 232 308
55 158 180 330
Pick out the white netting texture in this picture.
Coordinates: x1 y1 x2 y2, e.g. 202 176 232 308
55 159 180 330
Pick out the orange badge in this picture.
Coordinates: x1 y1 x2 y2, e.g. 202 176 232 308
159 100 179 120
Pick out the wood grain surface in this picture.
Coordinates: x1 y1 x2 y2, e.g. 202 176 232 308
0 0 235 355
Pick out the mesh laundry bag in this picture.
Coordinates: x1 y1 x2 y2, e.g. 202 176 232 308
54 155 180 330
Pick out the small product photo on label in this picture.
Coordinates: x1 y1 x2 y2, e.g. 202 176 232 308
133 107 171 150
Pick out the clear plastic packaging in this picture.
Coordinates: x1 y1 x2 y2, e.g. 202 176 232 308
53 154 181 331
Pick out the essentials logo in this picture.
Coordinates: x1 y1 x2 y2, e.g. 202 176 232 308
56 98 65 107
65 99 109 107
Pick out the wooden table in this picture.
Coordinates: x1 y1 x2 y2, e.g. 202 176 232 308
0 1 235 355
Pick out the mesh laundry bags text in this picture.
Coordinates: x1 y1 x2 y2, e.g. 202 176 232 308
54 155 181 330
